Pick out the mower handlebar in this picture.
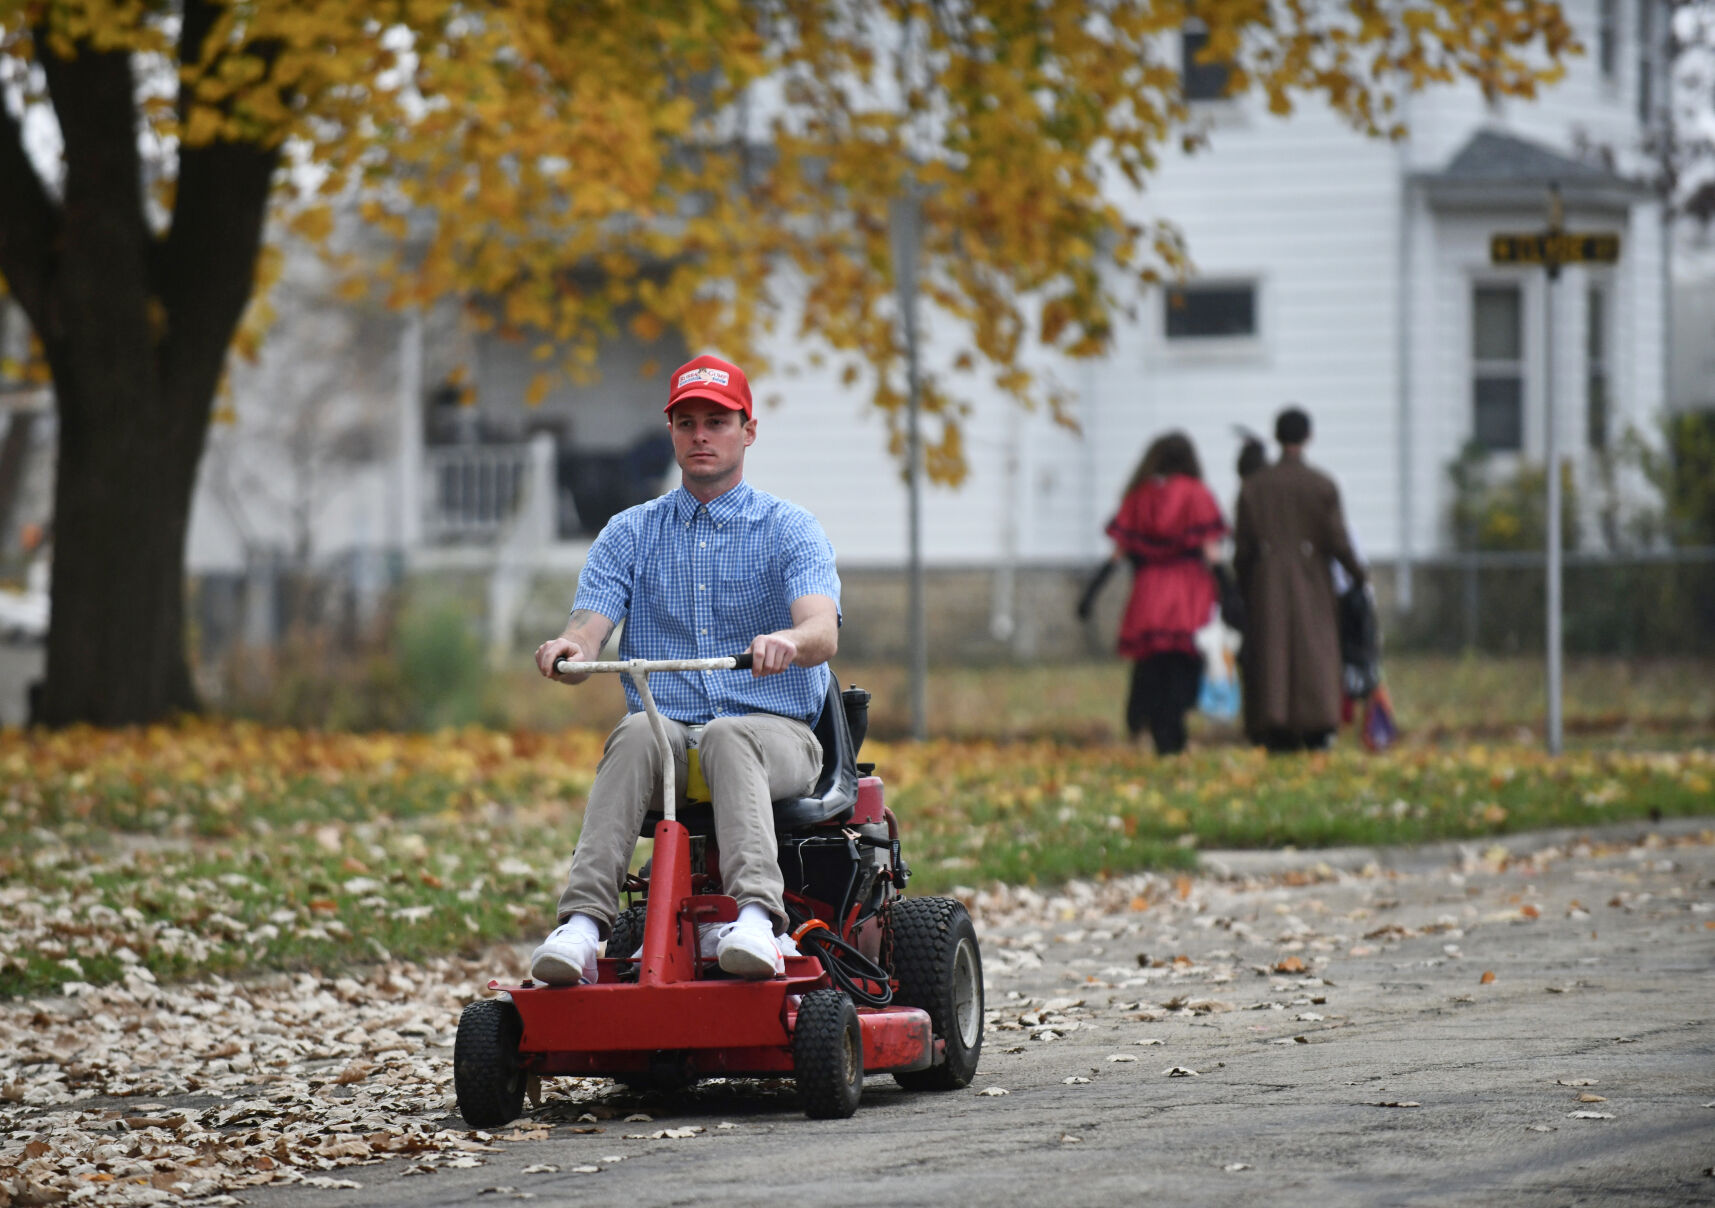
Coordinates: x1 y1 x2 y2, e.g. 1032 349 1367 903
553 652 754 676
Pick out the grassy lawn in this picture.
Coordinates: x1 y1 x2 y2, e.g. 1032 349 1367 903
2 703 1710 998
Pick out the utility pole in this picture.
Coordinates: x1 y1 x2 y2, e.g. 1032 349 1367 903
890 191 928 741
1490 185 1621 755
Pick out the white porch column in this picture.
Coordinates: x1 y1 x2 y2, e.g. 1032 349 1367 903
395 309 424 557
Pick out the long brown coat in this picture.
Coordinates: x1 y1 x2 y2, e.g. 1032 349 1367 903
1234 453 1362 735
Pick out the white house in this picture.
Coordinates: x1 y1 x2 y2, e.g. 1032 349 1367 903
185 0 1679 660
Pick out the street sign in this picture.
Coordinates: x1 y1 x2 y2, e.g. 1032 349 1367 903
1488 185 1626 758
1490 231 1621 266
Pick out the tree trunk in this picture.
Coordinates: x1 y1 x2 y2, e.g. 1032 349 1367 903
0 12 279 726
39 378 203 725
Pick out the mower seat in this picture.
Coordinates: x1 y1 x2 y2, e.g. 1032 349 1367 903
641 674 859 838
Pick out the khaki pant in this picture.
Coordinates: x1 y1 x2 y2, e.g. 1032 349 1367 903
555 711 822 936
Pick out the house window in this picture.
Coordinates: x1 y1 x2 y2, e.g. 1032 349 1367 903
1165 282 1255 339
1587 284 1610 450
1637 0 1656 123
1181 26 1230 102
1472 284 1524 452
1597 0 1619 80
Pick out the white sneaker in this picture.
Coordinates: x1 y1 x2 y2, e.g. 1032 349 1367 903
698 922 799 961
530 923 600 986
715 923 784 979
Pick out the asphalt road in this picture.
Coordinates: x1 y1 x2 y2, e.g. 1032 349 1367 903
247 820 1715 1208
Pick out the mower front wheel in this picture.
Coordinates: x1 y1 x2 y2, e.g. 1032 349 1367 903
454 997 526 1128
607 902 647 962
794 989 864 1119
890 896 984 1090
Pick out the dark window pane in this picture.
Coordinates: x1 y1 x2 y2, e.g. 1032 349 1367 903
1598 0 1618 77
1588 372 1609 450
1473 286 1522 359
1181 29 1230 102
1474 376 1523 451
1165 284 1255 338
1637 0 1655 121
1586 286 1605 359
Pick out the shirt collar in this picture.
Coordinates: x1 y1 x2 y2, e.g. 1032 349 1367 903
672 478 753 524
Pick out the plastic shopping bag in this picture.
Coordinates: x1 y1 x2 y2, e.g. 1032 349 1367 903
1194 612 1242 722
1361 682 1398 752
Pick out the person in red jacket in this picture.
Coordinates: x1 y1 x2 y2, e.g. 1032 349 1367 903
1082 432 1228 753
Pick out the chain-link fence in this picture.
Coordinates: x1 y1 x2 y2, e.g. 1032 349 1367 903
1386 547 1715 656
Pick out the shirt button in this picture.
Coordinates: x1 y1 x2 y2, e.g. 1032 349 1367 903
699 541 706 548
698 584 706 590
700 628 708 635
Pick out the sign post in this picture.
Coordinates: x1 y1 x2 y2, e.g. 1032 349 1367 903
1489 185 1620 756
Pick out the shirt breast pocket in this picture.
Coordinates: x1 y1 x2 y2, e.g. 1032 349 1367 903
715 570 776 645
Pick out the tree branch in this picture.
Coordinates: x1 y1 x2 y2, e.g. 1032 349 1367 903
154 0 281 435
0 75 62 332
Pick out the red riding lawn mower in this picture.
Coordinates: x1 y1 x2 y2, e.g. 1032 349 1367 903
453 654 984 1123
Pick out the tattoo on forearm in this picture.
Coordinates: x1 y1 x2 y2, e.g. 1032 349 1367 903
569 609 614 648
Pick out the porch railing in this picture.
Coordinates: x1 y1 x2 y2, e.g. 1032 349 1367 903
423 443 530 543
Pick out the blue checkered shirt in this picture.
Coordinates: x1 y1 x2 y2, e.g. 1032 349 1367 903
573 480 842 725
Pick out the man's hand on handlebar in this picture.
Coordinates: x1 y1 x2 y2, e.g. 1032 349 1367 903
746 632 799 678
537 637 592 684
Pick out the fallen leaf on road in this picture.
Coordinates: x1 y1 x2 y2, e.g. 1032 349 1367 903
650 1127 703 1139
1107 1054 1138 1063
1567 1111 1615 1119
521 1165 558 1174
1063 1076 1091 1085
1223 1163 1252 1172
571 1165 601 1173
1133 1038 1164 1046
1061 1134 1082 1144
1274 956 1306 974
1577 1093 1608 1103
623 1113 653 1122
718 1122 738 1129
1525 1125 1556 1132
977 1087 1010 1096
1166 1066 1199 1077
1556 1078 1597 1086
1370 1101 1421 1108
1479 971 1496 985
1520 904 1540 919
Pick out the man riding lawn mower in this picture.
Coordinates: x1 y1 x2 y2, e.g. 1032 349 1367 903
453 356 983 1122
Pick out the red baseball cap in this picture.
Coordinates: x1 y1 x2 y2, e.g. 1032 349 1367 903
665 354 752 420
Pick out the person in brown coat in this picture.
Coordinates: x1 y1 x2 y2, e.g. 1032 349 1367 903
1234 407 1365 753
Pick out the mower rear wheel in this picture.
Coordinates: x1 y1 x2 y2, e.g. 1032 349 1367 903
889 896 983 1090
454 997 526 1128
794 989 864 1119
